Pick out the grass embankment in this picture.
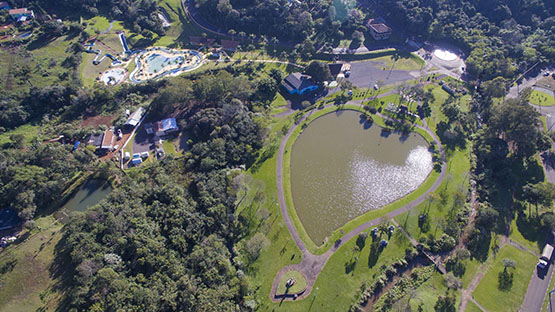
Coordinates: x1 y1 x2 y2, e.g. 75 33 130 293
265 230 412 311
530 90 555 106
280 104 440 254
473 245 537 312
0 124 40 146
0 216 65 312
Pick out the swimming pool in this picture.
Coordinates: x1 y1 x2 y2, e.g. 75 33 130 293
145 54 185 74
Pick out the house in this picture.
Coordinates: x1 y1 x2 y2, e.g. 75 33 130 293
366 18 392 40
282 73 318 95
86 129 115 152
101 129 115 151
125 107 144 128
9 8 34 21
221 39 240 51
0 2 10 10
153 118 178 137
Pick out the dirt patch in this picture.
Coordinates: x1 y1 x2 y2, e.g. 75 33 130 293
80 115 115 128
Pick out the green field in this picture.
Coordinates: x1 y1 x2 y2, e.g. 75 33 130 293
277 270 307 294
0 124 40 146
0 217 65 312
529 90 555 106
473 245 537 312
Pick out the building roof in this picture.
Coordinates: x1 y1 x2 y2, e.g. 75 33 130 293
368 23 391 34
156 118 178 133
328 63 345 77
221 39 240 50
282 73 317 93
0 2 10 9
9 8 30 15
101 130 114 149
87 133 103 147
125 107 144 127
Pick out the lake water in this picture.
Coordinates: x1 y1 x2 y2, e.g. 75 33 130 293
55 179 112 222
290 111 433 244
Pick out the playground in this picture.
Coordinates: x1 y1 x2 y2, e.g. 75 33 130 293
130 47 203 83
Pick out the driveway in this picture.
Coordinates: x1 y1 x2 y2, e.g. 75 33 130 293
347 60 415 88
132 126 157 154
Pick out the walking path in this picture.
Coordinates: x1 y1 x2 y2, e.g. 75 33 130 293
270 101 448 301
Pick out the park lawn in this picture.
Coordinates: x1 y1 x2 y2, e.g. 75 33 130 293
277 270 307 294
79 51 110 87
262 229 412 311
0 124 40 146
97 34 125 54
368 53 425 71
460 257 484 288
466 300 483 312
529 90 555 106
405 270 461 311
473 245 537 312
83 16 112 36
423 84 450 134
155 0 205 47
0 221 65 312
509 216 543 254
394 147 471 241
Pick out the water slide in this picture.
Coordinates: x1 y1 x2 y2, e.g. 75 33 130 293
84 42 122 66
119 32 131 53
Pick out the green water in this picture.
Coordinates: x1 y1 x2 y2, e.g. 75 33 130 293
290 111 433 244
56 179 112 222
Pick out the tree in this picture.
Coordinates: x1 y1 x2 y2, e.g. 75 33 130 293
255 78 278 103
304 61 332 84
434 292 456 312
238 31 246 44
270 37 279 52
228 29 236 41
245 232 270 260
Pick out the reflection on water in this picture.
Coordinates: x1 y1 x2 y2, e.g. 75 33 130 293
54 179 112 223
290 111 433 244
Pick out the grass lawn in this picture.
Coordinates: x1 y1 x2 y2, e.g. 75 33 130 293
466 300 483 312
261 230 412 311
473 245 537 312
530 90 555 106
0 124 40 146
405 271 461 311
277 270 307 294
394 147 471 242
0 217 65 312
367 53 425 71
423 84 450 134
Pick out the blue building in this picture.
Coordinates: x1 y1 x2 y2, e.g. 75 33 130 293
0 2 11 10
282 72 318 95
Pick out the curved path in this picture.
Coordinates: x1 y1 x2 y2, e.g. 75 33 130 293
270 102 447 301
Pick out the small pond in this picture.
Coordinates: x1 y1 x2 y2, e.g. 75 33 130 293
290 111 433 244
55 179 112 222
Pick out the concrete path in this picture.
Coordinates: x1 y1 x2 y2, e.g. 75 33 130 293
270 101 447 301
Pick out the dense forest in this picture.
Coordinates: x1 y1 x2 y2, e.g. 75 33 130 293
382 0 555 79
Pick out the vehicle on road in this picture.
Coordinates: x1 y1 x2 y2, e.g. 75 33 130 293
538 244 554 269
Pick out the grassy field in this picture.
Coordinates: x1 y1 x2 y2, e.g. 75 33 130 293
467 300 484 312
394 147 470 241
0 124 40 146
529 89 555 106
473 245 537 312
542 271 555 311
0 216 65 312
277 270 307 294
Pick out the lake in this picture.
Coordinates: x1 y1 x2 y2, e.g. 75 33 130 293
290 111 433 244
55 179 112 222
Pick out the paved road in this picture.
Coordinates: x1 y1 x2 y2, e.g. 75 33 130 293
522 247 555 312
270 101 447 301
520 81 555 312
